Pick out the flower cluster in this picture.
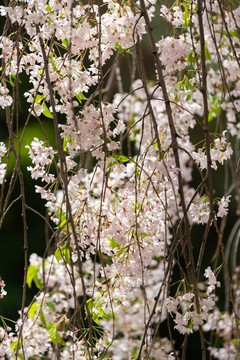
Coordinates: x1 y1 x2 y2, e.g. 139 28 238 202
0 142 7 185
192 132 233 171
0 277 6 298
156 35 191 73
203 308 239 360
160 5 185 27
164 267 220 335
0 85 12 109
26 138 56 184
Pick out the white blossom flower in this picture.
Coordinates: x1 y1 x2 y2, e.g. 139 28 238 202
217 196 231 218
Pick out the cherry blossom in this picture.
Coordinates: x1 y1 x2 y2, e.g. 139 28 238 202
0 0 240 358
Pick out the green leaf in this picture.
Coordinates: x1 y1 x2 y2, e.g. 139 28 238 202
107 236 121 250
189 318 194 329
63 136 67 151
178 77 185 91
33 94 53 119
64 248 70 265
86 298 93 309
132 347 138 357
54 328 66 346
232 338 240 345
56 216 67 230
34 94 44 105
115 42 132 55
99 306 111 321
184 7 190 29
132 201 141 211
185 76 194 91
62 38 69 48
9 75 16 87
39 310 47 327
135 167 140 179
92 312 100 325
55 243 70 264
48 325 56 345
27 265 38 288
47 323 66 346
229 30 238 37
10 340 18 350
46 323 54 332
205 43 212 61
203 194 209 202
75 91 87 103
84 298 94 320
49 54 58 74
42 101 54 119
10 339 23 357
116 248 124 257
33 276 42 289
29 302 39 319
106 161 115 169
178 74 194 93
55 248 61 263
112 154 131 163
46 302 55 312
